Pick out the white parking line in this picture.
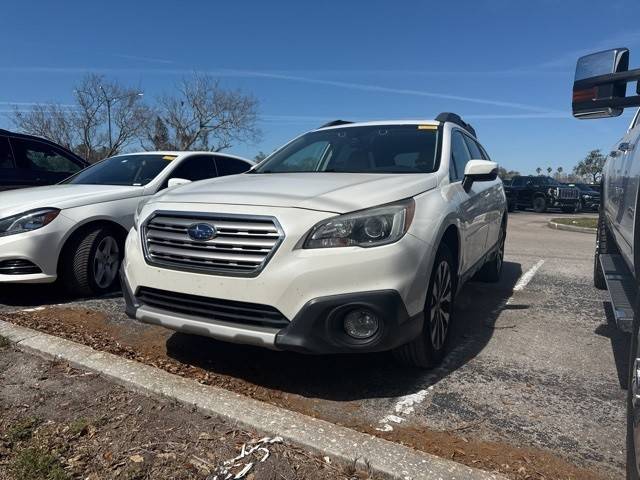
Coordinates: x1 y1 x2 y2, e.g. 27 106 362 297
375 258 545 432
513 259 545 292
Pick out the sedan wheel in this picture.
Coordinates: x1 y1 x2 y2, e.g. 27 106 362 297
93 236 120 289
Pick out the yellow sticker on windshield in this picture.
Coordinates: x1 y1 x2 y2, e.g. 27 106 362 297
418 125 437 130
162 155 177 161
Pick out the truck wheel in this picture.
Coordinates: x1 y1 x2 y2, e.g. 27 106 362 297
476 224 505 283
61 227 123 297
575 200 583 213
393 244 455 368
594 213 614 290
533 197 547 213
627 311 640 480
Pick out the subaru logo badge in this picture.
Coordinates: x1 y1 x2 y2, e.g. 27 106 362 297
187 223 216 241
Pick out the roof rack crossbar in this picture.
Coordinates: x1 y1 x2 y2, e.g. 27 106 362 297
435 112 477 137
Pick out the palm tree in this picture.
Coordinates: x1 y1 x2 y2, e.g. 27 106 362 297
546 167 552 175
536 167 542 175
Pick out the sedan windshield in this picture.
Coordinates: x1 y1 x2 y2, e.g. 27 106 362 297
254 125 440 174
62 154 174 186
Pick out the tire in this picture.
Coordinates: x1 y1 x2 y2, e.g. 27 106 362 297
594 213 615 290
628 312 640 480
533 196 547 213
393 244 456 368
61 227 123 297
576 200 584 213
476 223 506 283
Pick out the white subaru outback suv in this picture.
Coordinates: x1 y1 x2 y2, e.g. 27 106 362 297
122 113 507 367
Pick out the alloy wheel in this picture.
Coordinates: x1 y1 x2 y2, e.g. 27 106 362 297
93 236 120 289
429 260 452 351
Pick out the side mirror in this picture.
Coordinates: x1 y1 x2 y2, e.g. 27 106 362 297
462 160 498 192
572 48 639 119
167 177 191 188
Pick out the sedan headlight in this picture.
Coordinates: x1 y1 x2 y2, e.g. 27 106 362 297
133 200 149 231
303 199 415 249
0 209 60 237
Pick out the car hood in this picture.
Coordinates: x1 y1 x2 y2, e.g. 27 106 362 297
153 172 439 213
0 184 144 218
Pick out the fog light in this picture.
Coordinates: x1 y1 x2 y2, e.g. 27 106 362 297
343 309 379 339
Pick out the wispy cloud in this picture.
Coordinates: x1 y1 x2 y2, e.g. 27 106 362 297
113 54 174 65
0 66 561 115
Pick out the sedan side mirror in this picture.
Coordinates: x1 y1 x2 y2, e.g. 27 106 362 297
167 177 191 188
462 160 498 192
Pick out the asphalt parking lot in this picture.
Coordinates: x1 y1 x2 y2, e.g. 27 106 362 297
0 211 626 479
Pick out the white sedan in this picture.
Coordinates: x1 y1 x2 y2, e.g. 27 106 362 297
0 151 253 295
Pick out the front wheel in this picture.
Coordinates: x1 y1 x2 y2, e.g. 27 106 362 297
61 227 123 297
594 213 613 290
393 244 455 368
533 196 547 213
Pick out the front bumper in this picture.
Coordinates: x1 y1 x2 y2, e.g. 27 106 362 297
0 215 74 284
122 203 435 354
121 268 423 354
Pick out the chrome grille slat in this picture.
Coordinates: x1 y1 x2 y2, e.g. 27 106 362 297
143 212 284 276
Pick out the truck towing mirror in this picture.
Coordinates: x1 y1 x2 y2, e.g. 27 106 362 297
572 48 640 119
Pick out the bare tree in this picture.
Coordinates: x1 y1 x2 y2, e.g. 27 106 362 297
11 74 150 162
148 74 261 152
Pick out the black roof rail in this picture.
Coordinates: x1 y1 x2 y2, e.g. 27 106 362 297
317 120 354 129
435 112 477 138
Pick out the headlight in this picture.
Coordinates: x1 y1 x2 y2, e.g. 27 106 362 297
0 208 60 237
584 195 591 199
302 199 415 249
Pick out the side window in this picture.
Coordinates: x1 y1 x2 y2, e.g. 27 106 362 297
215 157 251 176
10 138 82 174
0 137 15 169
450 131 471 181
463 135 483 160
166 155 217 185
512 177 524 187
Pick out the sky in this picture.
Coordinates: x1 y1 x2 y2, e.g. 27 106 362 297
1 0 640 174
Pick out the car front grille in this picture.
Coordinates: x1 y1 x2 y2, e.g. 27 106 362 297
136 287 289 329
557 188 579 200
142 212 283 276
0 259 42 275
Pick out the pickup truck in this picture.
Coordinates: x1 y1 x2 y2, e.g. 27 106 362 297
504 175 580 213
572 47 640 478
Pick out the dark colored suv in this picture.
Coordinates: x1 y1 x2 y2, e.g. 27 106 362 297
0 130 88 191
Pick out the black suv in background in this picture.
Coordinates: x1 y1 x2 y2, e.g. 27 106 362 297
504 175 580 213
564 182 600 211
0 129 87 191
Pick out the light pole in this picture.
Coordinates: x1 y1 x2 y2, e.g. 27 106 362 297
98 86 143 151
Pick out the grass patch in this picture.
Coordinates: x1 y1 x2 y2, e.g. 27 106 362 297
68 418 89 436
551 217 597 229
0 335 10 348
7 417 40 443
10 447 69 480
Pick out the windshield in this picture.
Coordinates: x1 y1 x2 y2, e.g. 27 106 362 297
254 125 440 174
62 154 175 186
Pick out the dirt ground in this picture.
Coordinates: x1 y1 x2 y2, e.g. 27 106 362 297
0 307 610 480
0 343 376 480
